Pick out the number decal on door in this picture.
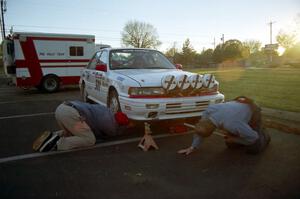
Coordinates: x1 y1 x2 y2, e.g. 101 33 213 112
95 79 101 91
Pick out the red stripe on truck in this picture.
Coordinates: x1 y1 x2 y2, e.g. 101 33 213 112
39 59 90 63
17 76 80 86
40 65 86 68
16 59 89 65
19 38 43 86
30 37 95 42
14 35 94 42
60 76 81 84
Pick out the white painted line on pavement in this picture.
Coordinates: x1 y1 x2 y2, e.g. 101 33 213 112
0 112 54 120
0 98 79 104
0 100 41 104
0 87 17 90
0 131 194 164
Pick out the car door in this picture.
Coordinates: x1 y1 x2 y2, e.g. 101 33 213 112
94 50 109 104
84 51 102 99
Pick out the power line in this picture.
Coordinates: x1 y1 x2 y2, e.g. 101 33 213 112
6 24 211 38
7 28 212 45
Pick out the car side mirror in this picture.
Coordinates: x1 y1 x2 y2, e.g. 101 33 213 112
175 64 183 70
95 64 107 72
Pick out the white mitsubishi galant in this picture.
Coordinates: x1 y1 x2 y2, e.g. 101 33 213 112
80 48 224 121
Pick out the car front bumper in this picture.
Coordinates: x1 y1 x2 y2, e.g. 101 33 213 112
119 93 224 121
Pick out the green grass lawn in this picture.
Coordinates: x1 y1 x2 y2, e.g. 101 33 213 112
190 67 300 112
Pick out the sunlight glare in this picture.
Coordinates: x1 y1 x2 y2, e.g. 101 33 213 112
277 46 286 56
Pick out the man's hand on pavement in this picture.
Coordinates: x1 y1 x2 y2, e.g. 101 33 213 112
177 146 196 155
224 133 237 143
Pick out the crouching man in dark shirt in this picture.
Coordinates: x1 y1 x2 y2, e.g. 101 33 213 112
178 96 271 155
33 100 132 152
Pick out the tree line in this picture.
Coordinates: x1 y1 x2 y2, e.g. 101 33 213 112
121 19 300 68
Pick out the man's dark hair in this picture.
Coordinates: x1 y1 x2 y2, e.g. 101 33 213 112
234 96 262 131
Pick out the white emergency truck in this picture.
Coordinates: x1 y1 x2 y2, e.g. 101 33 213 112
2 32 95 92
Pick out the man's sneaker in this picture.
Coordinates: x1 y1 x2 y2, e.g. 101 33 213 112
32 131 52 151
39 134 60 152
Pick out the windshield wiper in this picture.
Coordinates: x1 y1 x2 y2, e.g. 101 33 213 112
145 67 170 69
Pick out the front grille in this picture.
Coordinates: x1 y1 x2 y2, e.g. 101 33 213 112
165 101 209 114
163 87 217 98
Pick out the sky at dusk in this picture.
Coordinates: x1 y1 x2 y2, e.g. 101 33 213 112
4 0 300 52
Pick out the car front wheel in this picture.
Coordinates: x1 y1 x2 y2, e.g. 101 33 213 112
108 90 121 113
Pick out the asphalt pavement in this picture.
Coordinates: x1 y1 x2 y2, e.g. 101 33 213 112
0 84 300 199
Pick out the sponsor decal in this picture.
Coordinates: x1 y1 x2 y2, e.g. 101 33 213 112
39 52 65 56
95 73 103 79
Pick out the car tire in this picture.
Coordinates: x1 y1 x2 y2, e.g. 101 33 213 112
42 75 60 93
108 90 121 113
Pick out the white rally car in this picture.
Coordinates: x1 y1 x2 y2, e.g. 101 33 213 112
79 48 224 121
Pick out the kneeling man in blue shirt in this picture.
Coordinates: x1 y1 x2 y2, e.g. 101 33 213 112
178 96 271 155
33 100 132 152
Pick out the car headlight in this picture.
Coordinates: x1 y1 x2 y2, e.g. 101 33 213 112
128 87 165 98
200 81 219 95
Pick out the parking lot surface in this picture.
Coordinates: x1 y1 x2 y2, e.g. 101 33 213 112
0 85 300 199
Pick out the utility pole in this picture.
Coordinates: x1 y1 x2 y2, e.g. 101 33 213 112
212 37 216 49
0 0 6 40
268 21 276 44
221 34 224 45
267 21 276 62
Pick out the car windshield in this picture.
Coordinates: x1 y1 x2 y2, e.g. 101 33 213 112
109 49 176 70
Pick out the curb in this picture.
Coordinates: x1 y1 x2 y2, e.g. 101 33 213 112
262 107 300 123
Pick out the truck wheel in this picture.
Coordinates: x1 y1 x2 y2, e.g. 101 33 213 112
42 75 60 93
108 90 121 113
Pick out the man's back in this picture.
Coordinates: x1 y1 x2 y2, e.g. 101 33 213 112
68 101 118 138
204 101 253 127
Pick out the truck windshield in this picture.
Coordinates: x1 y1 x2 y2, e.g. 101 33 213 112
109 49 175 70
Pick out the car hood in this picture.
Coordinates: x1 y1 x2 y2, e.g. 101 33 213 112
114 69 194 87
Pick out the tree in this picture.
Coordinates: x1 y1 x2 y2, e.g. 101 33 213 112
165 42 179 63
212 44 224 63
165 42 178 58
197 48 214 66
284 42 300 61
212 39 249 63
222 39 249 60
121 20 161 48
243 40 262 54
276 30 297 50
180 38 197 65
